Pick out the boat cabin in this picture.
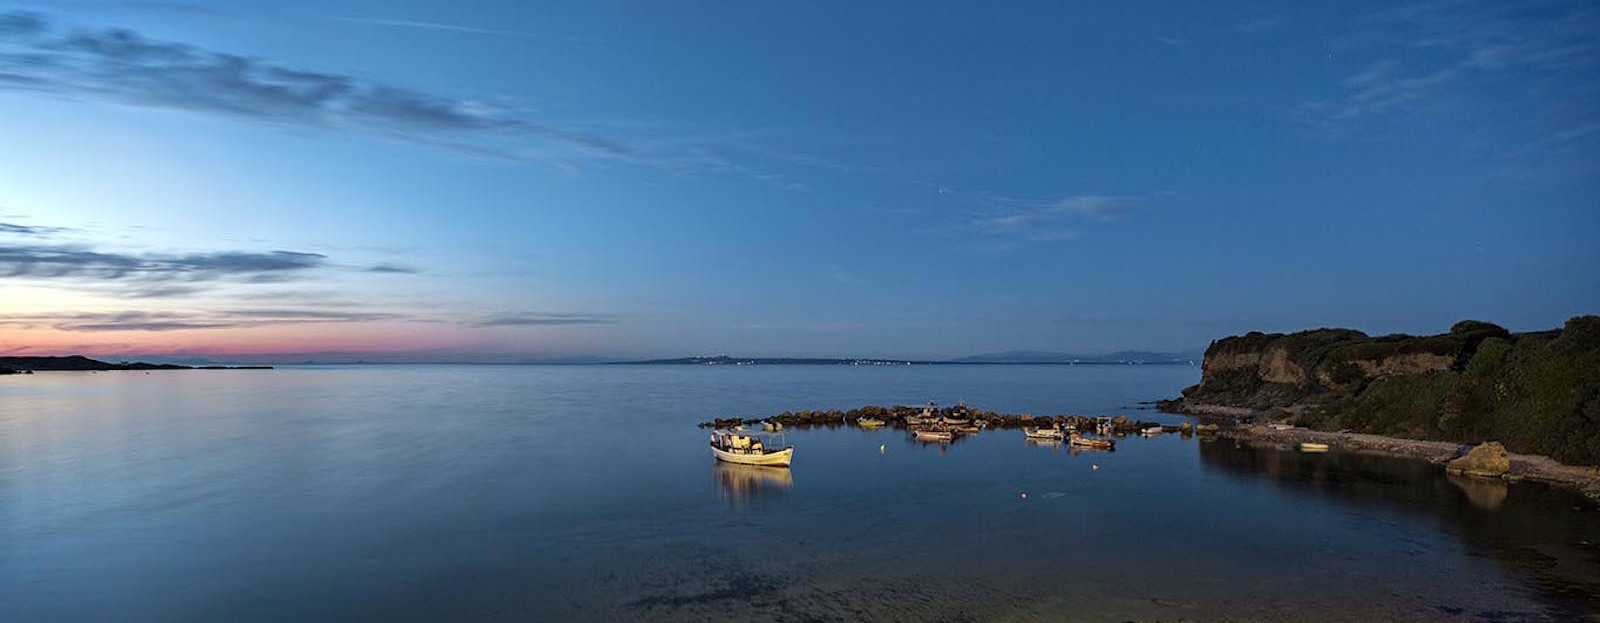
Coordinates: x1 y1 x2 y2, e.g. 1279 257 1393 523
710 428 786 455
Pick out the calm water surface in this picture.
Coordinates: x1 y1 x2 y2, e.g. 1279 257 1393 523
2 365 1597 622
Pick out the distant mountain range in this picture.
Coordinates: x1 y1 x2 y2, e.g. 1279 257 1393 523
945 350 1202 364
3 351 1201 369
619 351 1200 365
617 355 917 366
0 355 271 372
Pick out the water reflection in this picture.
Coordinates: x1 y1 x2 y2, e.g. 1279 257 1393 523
712 462 793 506
1198 441 1600 618
1020 437 1117 458
1447 473 1509 511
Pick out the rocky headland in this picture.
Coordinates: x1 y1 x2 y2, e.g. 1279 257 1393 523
1160 315 1600 500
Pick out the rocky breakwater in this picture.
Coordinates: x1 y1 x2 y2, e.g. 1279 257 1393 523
699 404 1168 435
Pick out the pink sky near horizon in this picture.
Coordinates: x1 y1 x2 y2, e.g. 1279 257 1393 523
0 321 482 358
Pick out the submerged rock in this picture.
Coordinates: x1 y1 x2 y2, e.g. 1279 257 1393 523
1447 442 1511 478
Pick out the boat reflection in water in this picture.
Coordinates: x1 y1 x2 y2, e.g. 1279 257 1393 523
909 433 971 454
1022 437 1104 457
712 462 793 506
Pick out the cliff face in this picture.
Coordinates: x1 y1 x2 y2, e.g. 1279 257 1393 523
1169 316 1600 465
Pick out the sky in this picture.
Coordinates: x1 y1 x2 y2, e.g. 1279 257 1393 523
0 0 1596 362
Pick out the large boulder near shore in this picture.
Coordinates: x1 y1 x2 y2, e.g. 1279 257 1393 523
1447 442 1511 478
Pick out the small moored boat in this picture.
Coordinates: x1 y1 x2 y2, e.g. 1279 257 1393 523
1141 426 1163 436
710 428 795 467
913 426 954 442
857 417 886 428
1069 434 1115 450
1299 442 1330 453
1024 426 1065 440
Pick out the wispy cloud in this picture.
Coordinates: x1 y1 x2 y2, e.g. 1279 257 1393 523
324 15 620 46
0 220 425 303
364 263 420 274
1303 60 1460 122
0 245 326 281
0 10 847 186
123 285 205 299
0 221 68 237
1298 0 1599 138
471 312 619 327
0 309 405 332
974 195 1145 237
0 11 628 158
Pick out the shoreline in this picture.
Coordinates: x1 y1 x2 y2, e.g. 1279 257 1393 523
1165 400 1600 503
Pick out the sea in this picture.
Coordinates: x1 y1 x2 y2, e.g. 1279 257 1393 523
2 364 1596 622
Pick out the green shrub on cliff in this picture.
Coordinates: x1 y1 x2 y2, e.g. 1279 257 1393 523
1333 373 1456 438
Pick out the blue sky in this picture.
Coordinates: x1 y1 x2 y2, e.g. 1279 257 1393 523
0 0 1595 361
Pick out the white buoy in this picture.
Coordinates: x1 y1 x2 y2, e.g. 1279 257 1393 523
1092 464 1100 471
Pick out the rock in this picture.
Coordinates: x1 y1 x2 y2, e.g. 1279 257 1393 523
1111 414 1127 425
1447 442 1511 478
1180 422 1193 432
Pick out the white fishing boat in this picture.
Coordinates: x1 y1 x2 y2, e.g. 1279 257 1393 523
913 425 954 442
1141 426 1163 436
857 416 886 428
710 428 794 467
1023 426 1065 440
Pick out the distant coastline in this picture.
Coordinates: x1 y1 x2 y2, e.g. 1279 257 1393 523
0 355 272 373
616 351 1200 366
0 351 1202 371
